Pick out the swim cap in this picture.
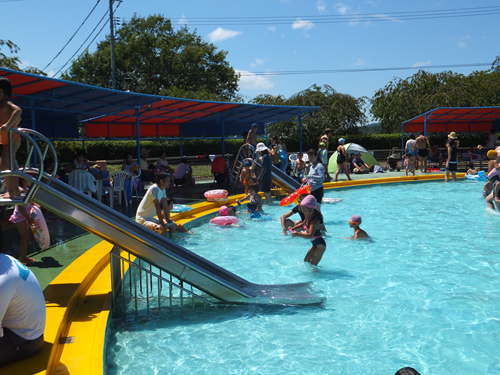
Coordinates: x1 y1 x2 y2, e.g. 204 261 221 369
338 138 345 144
219 206 228 216
349 215 362 225
300 195 317 209
487 150 497 159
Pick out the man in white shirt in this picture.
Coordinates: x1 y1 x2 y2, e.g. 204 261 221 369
0 253 45 366
405 134 416 174
136 172 176 236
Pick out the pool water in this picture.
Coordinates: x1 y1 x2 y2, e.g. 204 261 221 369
106 181 500 375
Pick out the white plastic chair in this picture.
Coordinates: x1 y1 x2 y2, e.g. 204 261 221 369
302 153 309 163
68 170 96 197
289 153 298 170
109 171 129 207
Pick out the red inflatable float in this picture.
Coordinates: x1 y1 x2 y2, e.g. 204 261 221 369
279 185 311 207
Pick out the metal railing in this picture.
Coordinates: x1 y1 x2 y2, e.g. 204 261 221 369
0 128 58 205
229 144 256 188
110 248 216 319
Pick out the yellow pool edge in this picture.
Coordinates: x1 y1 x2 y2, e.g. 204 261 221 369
2 173 464 375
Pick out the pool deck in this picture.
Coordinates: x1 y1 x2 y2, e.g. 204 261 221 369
0 171 462 375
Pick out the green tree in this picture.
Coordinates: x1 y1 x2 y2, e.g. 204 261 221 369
252 84 366 149
62 14 240 101
370 68 500 133
0 39 46 75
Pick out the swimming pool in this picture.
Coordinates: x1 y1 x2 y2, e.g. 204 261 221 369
106 181 500 375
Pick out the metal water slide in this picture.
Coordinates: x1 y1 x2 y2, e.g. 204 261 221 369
252 161 301 193
30 176 321 305
0 128 320 305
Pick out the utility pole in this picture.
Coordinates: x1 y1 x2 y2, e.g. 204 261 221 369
109 0 116 89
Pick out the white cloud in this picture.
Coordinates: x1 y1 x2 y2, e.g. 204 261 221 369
236 70 274 90
316 0 326 12
250 58 265 68
458 42 467 48
207 27 242 42
268 26 276 32
412 60 431 68
460 35 470 40
179 15 188 24
335 3 349 15
352 58 368 66
292 18 315 30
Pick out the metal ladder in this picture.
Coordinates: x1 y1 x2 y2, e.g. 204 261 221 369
229 144 256 189
110 248 216 318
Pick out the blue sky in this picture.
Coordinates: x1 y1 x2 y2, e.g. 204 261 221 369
2 0 499 110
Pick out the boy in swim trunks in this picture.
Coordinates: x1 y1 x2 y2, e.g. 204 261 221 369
0 77 23 198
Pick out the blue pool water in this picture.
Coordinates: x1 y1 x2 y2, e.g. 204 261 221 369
106 181 500 375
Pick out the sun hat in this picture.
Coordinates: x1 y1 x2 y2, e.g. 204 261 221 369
251 123 259 128
300 195 317 209
319 142 326 147
349 215 362 225
140 147 150 155
448 132 457 139
487 150 498 159
244 160 252 167
356 152 361 156
219 206 228 216
256 142 268 152
338 138 345 144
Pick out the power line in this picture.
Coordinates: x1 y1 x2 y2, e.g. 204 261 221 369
43 0 102 71
163 5 500 26
238 63 492 76
52 10 110 78
57 1 123 78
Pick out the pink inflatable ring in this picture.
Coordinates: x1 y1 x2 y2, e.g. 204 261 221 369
210 216 239 225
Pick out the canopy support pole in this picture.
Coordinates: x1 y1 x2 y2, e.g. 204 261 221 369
180 125 183 156
135 106 141 187
298 114 303 153
221 115 226 157
30 97 38 168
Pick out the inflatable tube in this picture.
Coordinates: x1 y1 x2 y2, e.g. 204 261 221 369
279 185 311 207
250 211 272 220
210 216 239 225
208 197 228 203
322 198 343 204
30 206 50 250
204 189 228 202
466 172 487 181
171 204 192 213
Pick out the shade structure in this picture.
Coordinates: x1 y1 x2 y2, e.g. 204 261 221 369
328 143 379 174
402 107 500 135
0 67 319 140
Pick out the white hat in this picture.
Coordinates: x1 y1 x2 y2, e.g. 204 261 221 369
338 138 345 144
256 142 268 152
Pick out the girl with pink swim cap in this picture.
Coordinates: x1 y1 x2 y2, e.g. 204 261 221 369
348 215 369 239
288 194 326 266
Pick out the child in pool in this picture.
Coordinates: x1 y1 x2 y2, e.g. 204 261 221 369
348 215 369 239
227 205 237 216
236 183 262 213
239 160 256 195
288 195 326 266
466 163 479 175
166 199 193 234
294 152 305 180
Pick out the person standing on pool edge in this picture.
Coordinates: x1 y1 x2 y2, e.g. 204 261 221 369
445 132 459 182
414 131 431 173
304 149 325 210
289 195 326 266
334 138 352 182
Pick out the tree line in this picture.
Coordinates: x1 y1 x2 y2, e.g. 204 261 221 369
1 14 499 149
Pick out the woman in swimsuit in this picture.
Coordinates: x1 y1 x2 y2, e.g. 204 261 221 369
334 138 352 182
289 195 326 266
0 77 23 198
